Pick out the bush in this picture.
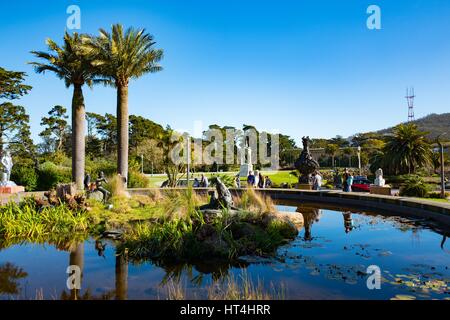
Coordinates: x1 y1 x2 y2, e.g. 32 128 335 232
399 176 432 198
37 162 71 191
11 166 38 191
128 170 150 188
426 191 450 199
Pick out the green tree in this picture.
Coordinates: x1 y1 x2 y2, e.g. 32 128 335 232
380 123 432 175
129 115 165 154
0 103 36 164
30 32 100 189
325 144 339 167
85 24 163 185
0 67 32 100
39 105 69 153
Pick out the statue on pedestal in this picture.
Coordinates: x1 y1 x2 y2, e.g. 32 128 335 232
294 136 320 184
0 150 15 187
239 137 253 177
374 168 385 187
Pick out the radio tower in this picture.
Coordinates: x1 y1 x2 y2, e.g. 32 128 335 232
405 87 415 122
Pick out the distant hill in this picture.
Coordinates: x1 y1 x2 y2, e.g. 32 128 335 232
376 113 450 140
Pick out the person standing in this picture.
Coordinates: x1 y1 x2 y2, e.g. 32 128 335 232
346 171 354 192
200 174 209 188
258 172 265 188
234 174 241 188
342 168 349 192
313 171 322 190
254 170 260 187
247 171 255 187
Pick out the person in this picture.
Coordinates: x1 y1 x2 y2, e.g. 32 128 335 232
265 176 273 188
342 168 350 192
258 173 265 188
346 171 354 192
334 169 342 189
200 174 209 188
234 174 241 188
247 171 255 187
193 178 200 188
312 171 322 190
254 170 260 187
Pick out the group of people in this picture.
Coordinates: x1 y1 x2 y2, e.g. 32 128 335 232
341 168 354 192
192 174 209 188
245 170 273 189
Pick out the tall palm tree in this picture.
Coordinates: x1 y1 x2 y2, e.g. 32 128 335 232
324 144 339 167
84 24 163 184
30 32 98 189
382 123 432 175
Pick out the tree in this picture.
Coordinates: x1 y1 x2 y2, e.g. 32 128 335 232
30 32 100 189
0 67 32 100
343 147 354 167
0 103 36 165
84 24 163 185
325 144 339 167
379 123 432 175
96 113 117 156
39 105 69 153
129 115 165 154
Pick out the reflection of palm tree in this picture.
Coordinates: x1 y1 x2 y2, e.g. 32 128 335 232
69 243 84 300
0 263 28 296
342 212 354 233
299 207 322 241
115 251 128 300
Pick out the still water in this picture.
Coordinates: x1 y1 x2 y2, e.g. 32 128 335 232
1 202 449 300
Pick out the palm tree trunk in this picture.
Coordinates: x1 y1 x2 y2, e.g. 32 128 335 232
117 85 129 185
72 84 85 190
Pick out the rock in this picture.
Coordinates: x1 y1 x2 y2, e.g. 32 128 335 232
87 190 104 202
230 222 257 239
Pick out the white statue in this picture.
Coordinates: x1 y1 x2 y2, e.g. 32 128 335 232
374 168 385 187
1 150 14 186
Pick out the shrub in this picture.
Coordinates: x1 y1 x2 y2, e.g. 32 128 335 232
399 176 432 198
426 191 450 199
128 170 150 188
37 162 71 191
11 166 38 191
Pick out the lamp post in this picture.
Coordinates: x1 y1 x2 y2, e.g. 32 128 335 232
140 154 144 174
357 146 362 175
437 133 447 199
186 135 191 186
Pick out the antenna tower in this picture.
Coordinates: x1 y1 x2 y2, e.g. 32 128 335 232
405 87 415 122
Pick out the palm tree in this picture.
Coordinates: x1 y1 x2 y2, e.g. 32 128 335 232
324 144 339 167
382 123 432 175
84 24 163 184
30 32 98 189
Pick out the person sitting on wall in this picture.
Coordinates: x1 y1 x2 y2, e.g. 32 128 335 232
96 171 110 203
200 174 209 188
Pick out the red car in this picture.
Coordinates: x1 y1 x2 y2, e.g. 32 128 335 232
351 177 371 192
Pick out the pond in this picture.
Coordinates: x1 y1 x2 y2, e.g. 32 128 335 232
0 201 449 300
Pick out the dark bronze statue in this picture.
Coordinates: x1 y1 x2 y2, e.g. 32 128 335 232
294 136 320 184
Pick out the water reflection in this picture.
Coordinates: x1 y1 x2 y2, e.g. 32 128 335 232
1 204 449 300
300 207 322 241
0 263 28 296
342 212 354 233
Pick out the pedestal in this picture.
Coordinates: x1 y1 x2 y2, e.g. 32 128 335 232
370 185 392 196
239 163 253 177
0 185 25 194
295 183 313 190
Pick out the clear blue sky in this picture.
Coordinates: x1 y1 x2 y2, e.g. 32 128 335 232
1 0 450 145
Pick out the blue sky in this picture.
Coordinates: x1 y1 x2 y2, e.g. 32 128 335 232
1 0 450 145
